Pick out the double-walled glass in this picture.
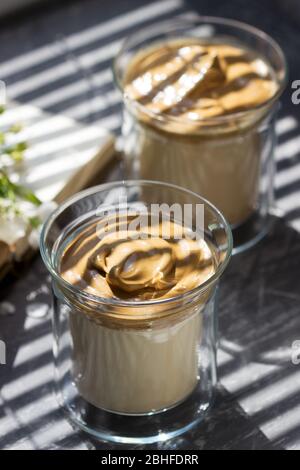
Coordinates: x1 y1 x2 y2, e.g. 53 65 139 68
40 181 232 444
114 17 287 253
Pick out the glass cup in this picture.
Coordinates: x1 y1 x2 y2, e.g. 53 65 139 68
40 180 232 444
114 17 287 253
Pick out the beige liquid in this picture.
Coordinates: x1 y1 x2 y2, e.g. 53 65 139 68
69 308 201 414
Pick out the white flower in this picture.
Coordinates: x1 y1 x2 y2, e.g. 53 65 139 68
0 216 28 245
0 199 57 249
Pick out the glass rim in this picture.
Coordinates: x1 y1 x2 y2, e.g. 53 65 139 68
113 15 288 126
40 179 233 308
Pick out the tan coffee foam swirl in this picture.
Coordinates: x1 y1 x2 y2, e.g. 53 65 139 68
60 216 215 302
124 40 278 123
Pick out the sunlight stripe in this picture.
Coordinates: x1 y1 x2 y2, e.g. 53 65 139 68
261 402 300 442
276 135 300 160
13 333 52 367
275 162 300 189
221 361 279 393
30 69 112 109
239 369 300 416
276 116 298 136
1 0 183 80
1 364 53 401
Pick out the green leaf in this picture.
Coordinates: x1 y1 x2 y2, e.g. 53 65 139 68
29 216 41 229
0 170 41 208
6 141 27 153
7 150 24 162
0 172 15 200
5 141 27 162
9 123 22 134
0 108 27 165
13 183 42 206
0 108 41 220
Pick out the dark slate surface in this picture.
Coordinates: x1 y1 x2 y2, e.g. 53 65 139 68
0 0 300 450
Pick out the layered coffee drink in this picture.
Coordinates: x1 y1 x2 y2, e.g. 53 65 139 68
122 38 280 226
60 214 216 414
41 180 232 441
